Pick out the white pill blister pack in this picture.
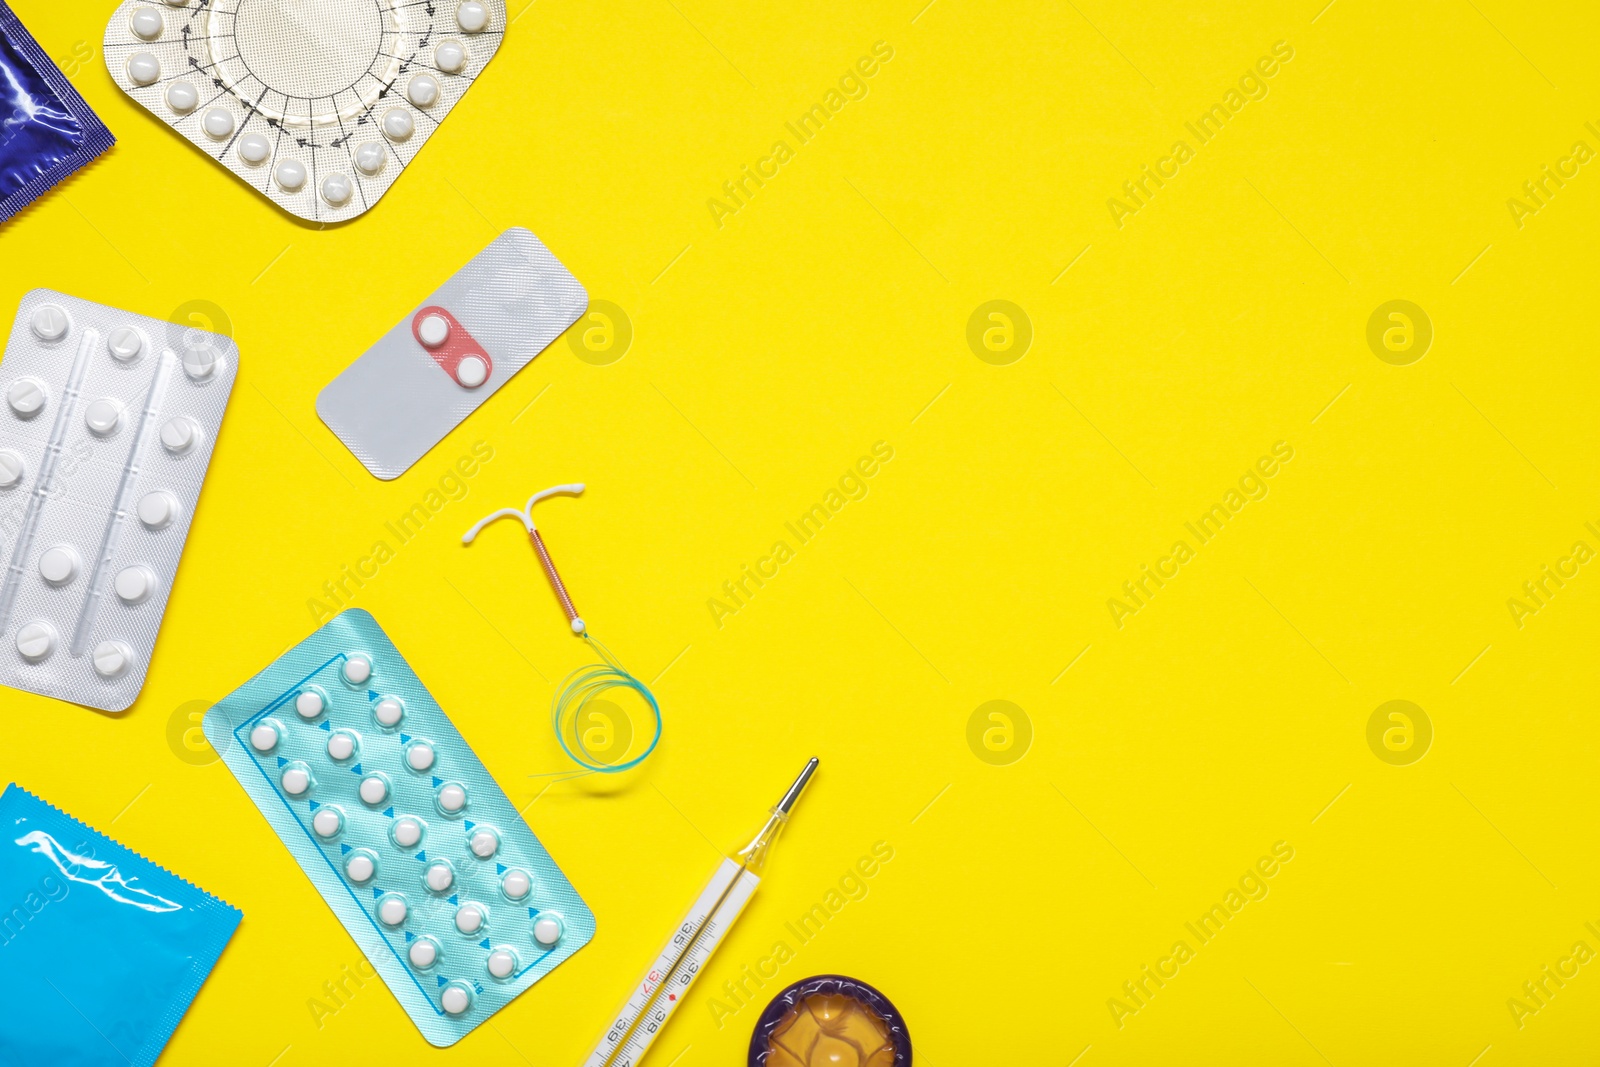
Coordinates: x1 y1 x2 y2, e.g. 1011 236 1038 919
102 0 507 222
204 609 595 1047
317 227 586 479
0 290 236 712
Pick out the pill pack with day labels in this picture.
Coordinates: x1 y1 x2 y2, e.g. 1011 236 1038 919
205 608 595 1047
0 290 236 712
102 0 506 223
317 227 587 479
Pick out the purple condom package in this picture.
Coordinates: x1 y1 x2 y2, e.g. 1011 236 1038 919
0 784 240 1067
0 1 114 224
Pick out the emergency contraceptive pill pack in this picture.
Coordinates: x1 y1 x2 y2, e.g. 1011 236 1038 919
205 609 595 1046
102 0 507 222
0 290 235 711
317 227 586 479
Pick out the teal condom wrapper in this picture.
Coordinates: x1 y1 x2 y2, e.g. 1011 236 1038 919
204 608 595 1047
0 783 241 1067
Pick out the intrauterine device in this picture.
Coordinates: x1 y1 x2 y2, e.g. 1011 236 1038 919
103 0 507 222
318 228 587 479
0 290 236 711
205 608 594 1047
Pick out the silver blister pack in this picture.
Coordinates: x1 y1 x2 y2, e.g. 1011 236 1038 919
102 0 507 222
317 227 586 479
0 290 237 711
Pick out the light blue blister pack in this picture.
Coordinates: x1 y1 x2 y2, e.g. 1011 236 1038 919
203 608 593 1046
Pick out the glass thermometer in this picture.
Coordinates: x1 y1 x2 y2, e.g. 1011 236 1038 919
584 758 819 1067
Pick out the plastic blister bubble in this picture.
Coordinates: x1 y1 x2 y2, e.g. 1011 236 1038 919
0 290 237 711
203 608 595 1047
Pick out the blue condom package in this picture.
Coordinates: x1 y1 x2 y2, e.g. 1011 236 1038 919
0 783 241 1067
1 1 115 224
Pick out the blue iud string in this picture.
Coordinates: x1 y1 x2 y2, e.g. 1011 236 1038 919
204 610 595 1048
0 2 115 224
547 633 662 776
462 484 663 777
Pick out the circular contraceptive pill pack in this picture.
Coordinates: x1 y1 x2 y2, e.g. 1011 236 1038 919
203 608 594 1047
101 0 508 222
0 290 236 711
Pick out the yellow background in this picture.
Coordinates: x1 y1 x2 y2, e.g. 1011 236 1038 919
3 0 1599 1063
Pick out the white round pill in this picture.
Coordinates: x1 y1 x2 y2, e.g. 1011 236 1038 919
93 641 133 678
354 142 386 175
327 732 355 761
30 305 69 341
130 8 163 39
487 949 515 979
441 984 470 1015
456 355 488 388
202 107 234 140
16 622 54 662
238 133 271 166
295 689 325 718
0 450 23 488
322 173 353 206
346 854 375 882
160 417 199 454
85 398 123 436
137 491 178 529
181 343 217 379
469 830 498 859
501 870 530 899
249 722 279 752
458 1 489 32
532 915 562 947
313 808 342 837
437 783 467 813
454 904 484 934
408 939 437 968
382 109 414 141
374 696 403 726
166 80 199 113
38 545 79 586
282 767 310 795
417 314 450 348
127 52 160 86
435 40 467 74
407 75 440 107
406 743 435 772
114 565 156 604
378 896 408 925
275 158 307 191
8 378 47 417
359 775 389 805
108 327 143 361
343 657 372 686
425 862 454 892
392 816 422 848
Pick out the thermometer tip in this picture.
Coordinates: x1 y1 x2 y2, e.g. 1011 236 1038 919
776 758 819 815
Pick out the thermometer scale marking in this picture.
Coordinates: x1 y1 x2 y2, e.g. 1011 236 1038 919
587 857 757 1066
